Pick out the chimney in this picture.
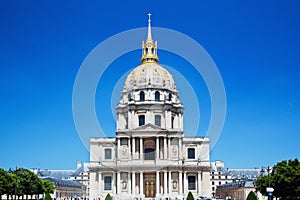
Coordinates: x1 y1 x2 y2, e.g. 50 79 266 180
77 161 82 169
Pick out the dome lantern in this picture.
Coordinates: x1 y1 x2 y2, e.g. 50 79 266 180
140 13 159 64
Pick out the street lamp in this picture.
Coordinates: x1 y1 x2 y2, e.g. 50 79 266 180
260 166 274 200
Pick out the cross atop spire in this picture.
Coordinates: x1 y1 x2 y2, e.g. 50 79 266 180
147 13 153 42
141 13 159 64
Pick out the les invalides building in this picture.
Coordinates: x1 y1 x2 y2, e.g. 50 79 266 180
89 15 211 200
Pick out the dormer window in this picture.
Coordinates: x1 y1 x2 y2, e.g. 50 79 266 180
155 91 160 101
140 91 145 101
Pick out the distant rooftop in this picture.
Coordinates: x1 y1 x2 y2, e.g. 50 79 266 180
217 180 255 189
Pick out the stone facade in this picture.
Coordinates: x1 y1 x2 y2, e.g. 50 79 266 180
89 15 211 200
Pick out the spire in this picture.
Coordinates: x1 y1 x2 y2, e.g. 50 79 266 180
141 13 159 64
147 13 153 42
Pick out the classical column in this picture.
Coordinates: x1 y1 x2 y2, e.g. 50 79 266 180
132 171 136 195
112 172 117 194
164 137 167 159
117 138 121 159
156 171 160 196
128 172 131 195
99 172 102 194
178 137 182 160
117 171 121 194
128 137 131 159
156 137 159 160
140 171 144 196
168 171 172 194
164 171 168 195
168 137 171 159
183 171 187 194
140 137 143 160
198 172 202 195
132 137 136 159
179 171 182 194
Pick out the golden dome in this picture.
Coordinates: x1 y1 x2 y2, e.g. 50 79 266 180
123 14 177 92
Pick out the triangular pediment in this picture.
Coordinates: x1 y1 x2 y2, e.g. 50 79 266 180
133 123 166 131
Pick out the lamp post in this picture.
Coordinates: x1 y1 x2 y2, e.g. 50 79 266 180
260 166 274 200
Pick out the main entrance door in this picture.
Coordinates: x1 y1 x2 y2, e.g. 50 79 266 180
145 180 155 197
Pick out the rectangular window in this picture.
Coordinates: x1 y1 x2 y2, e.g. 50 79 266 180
188 148 195 159
139 115 145 126
104 149 112 159
155 115 161 126
188 176 196 190
121 138 128 145
104 176 112 190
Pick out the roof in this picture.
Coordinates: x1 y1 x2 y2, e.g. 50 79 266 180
217 180 255 189
37 169 75 179
229 169 260 180
40 177 83 189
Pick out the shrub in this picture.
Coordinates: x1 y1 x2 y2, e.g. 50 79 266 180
187 191 194 200
105 193 112 200
246 191 257 200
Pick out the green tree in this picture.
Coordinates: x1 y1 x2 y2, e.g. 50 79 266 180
6 168 47 200
44 193 51 200
105 193 112 200
0 168 10 200
6 173 15 200
246 191 257 200
255 158 300 199
42 180 55 194
187 191 194 200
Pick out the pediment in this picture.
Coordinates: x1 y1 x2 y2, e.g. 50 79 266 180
133 123 166 131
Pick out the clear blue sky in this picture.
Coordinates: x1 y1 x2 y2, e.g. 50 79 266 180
0 1 299 170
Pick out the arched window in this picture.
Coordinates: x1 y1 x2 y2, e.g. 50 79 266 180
140 91 145 101
155 91 160 101
168 93 172 101
155 115 161 126
128 93 132 101
139 115 145 126
144 140 155 160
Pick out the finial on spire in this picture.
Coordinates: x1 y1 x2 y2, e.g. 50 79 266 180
141 13 159 64
147 13 152 42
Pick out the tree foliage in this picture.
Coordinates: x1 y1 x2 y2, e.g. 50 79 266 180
42 180 55 194
255 158 300 199
187 191 194 200
0 168 11 199
0 167 55 199
246 191 257 200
